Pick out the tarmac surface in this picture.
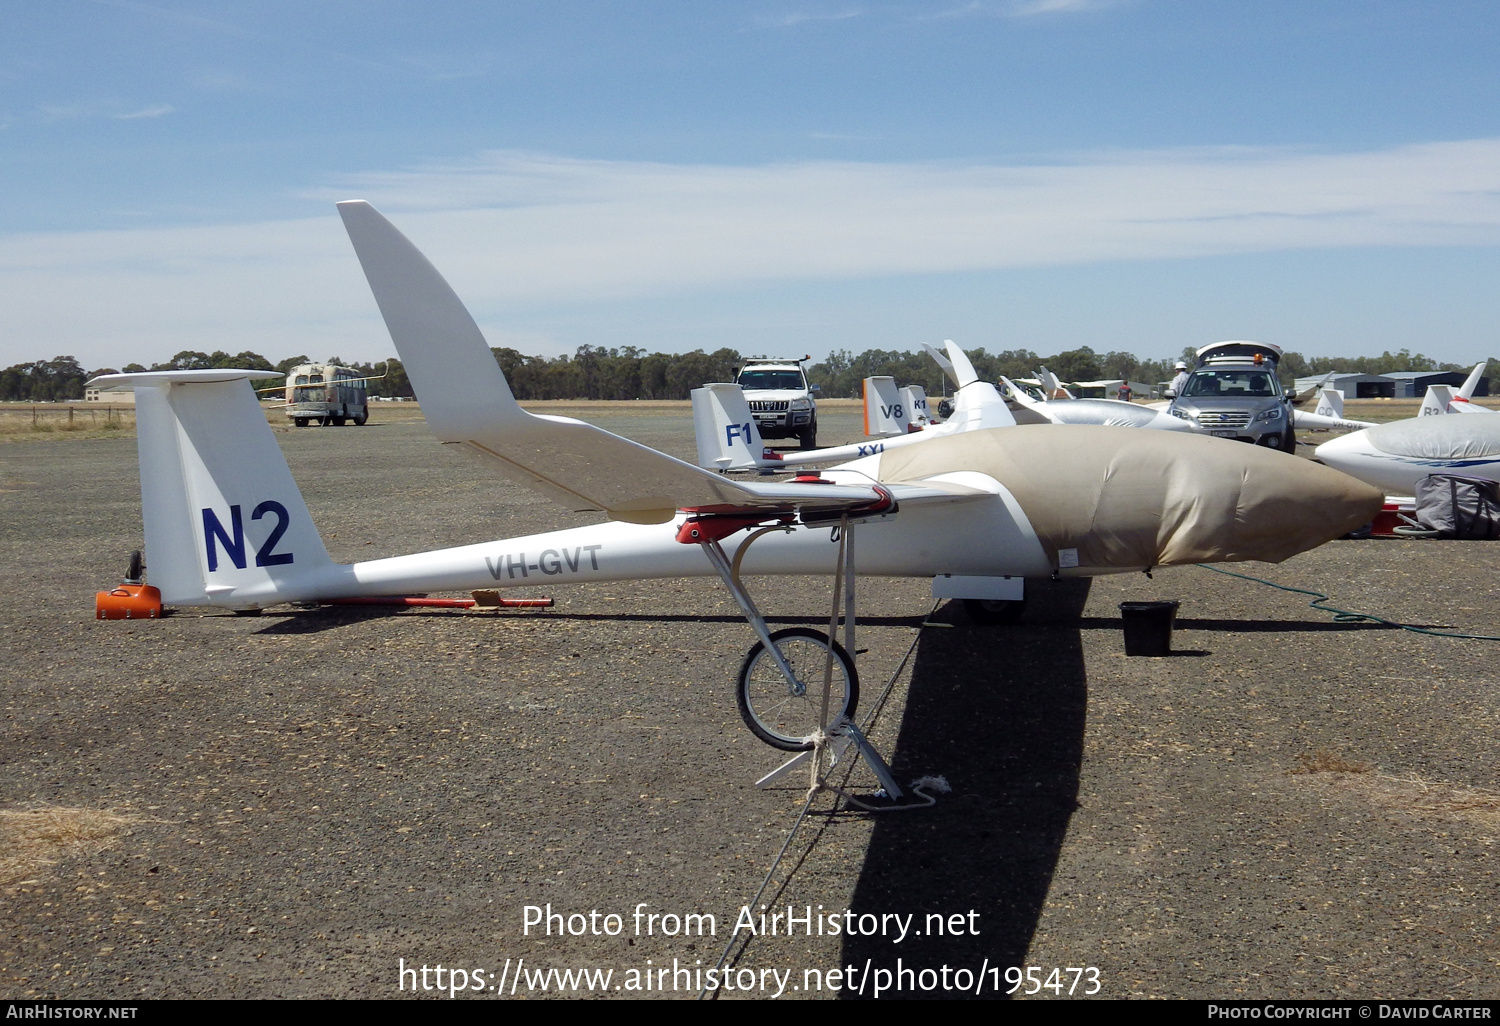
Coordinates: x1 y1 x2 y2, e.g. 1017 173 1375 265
2 401 1499 1000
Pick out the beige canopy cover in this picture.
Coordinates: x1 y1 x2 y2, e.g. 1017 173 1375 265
877 426 1383 572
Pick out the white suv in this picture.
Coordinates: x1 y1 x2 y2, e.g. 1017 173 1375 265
735 358 818 449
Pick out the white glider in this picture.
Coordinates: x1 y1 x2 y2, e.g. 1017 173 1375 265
1293 388 1376 433
88 201 1383 760
693 340 1014 470
1315 415 1500 497
1417 362 1491 417
999 377 1193 433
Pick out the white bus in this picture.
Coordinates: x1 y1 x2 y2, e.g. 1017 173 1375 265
284 363 370 426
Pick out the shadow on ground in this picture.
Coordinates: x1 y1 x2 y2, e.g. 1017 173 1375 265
839 578 1093 999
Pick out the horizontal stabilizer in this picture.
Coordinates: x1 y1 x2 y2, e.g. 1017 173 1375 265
84 370 333 608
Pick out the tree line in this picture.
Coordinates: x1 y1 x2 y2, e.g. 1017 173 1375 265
1 344 1491 403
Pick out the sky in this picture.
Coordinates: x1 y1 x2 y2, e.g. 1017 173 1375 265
5 0 1500 370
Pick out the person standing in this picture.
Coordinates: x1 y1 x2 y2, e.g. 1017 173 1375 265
1169 361 1191 396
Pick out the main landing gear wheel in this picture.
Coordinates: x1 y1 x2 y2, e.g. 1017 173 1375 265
736 626 858 751
963 597 1027 625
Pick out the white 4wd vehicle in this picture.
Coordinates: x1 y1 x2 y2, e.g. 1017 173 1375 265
735 358 818 449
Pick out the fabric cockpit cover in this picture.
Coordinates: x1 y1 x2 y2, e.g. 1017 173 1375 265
1365 416 1500 460
875 426 1382 572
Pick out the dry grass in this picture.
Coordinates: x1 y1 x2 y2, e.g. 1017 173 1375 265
1357 775 1500 823
0 807 135 886
1293 753 1500 830
0 406 135 442
1292 749 1372 775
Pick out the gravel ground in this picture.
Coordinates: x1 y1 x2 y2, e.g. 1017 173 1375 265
2 403 1498 1000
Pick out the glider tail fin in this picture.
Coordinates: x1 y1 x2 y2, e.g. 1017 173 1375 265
1000 376 1055 422
692 382 770 470
89 371 333 608
1313 388 1345 419
1420 383 1457 417
1038 366 1074 400
901 385 931 428
862 376 910 437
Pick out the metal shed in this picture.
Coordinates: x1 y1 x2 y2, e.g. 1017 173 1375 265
1382 371 1489 398
1292 373 1395 399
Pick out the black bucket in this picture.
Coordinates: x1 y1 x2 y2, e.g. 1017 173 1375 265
1119 600 1179 656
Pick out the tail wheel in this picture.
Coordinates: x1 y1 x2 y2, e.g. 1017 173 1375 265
963 597 1027 626
736 627 858 751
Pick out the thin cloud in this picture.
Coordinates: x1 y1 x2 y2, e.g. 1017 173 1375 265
1008 0 1119 14
115 104 175 120
912 0 1120 22
33 100 175 124
8 139 1500 365
753 8 865 29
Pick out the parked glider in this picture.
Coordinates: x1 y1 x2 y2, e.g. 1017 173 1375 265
1416 362 1491 417
1293 388 1376 433
998 376 1192 432
1313 364 1498 495
1315 414 1500 496
693 340 1014 470
87 201 1382 763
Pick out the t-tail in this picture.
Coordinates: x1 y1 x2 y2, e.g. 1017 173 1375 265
1314 388 1344 419
863 376 910 437
902 385 932 428
1419 383 1459 417
85 370 338 608
692 382 774 470
1037 366 1074 400
1418 363 1491 417
1295 387 1374 432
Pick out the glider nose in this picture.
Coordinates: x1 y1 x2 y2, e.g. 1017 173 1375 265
1311 430 1364 472
1103 433 1384 567
1223 446 1383 561
879 427 1385 572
